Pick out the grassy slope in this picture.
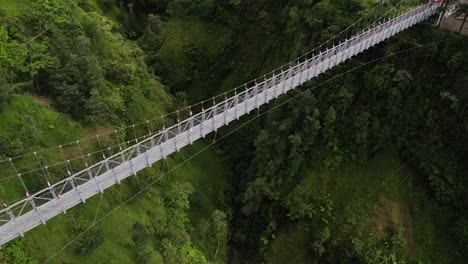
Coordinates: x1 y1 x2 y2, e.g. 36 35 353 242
0 95 81 202
0 93 226 264
267 150 462 263
17 141 228 263
0 1 225 263
0 0 31 14
0 0 171 206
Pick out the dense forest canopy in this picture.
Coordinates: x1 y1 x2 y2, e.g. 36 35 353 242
0 0 467 263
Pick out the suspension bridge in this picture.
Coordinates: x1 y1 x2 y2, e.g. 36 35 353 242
0 1 443 246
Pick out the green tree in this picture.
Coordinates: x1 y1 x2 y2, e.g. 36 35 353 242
138 14 165 66
74 228 104 255
132 221 149 247
28 41 59 91
0 26 28 104
50 36 102 117
33 0 77 30
211 210 228 259
0 240 37 264
85 88 111 124
136 246 153 264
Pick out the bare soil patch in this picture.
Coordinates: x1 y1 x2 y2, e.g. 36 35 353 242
82 125 117 146
369 198 416 252
32 95 52 108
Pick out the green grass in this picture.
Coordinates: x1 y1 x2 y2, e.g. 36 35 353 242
0 94 81 145
266 149 463 263
0 0 32 15
267 223 313 264
0 94 82 202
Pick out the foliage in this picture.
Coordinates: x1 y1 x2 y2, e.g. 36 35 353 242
221 21 467 263
211 210 228 259
131 221 149 247
74 228 105 255
0 25 27 105
1 0 172 124
167 0 216 19
0 240 37 264
155 181 213 262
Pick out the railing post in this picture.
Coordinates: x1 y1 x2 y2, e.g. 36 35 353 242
106 158 122 183
365 28 372 49
144 149 150 166
344 40 350 61
298 62 304 85
136 143 141 155
263 76 269 102
305 58 311 81
120 148 125 163
357 33 364 54
212 98 218 132
324 50 331 71
338 44 344 64
235 92 239 120
47 181 66 214
141 143 151 166
337 44 343 64
288 64 294 89
316 52 323 70
175 110 181 152
391 16 397 35
245 85 250 114
254 82 259 109
159 132 167 159
330 46 336 68
26 192 46 225
272 73 278 99
174 132 179 152
281 69 287 95
224 94 228 125
2 202 24 238
188 110 193 145
201 105 206 138
69 178 85 204
312 55 318 78
87 168 103 193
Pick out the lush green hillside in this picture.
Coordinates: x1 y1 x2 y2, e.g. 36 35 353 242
0 1 227 263
0 1 467 264
267 150 461 263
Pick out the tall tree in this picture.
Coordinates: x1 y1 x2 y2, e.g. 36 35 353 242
211 210 228 260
